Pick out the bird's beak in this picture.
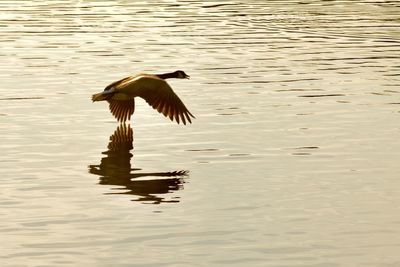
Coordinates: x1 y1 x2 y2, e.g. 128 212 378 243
185 75 190 79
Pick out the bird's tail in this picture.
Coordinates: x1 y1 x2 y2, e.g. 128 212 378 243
92 90 113 102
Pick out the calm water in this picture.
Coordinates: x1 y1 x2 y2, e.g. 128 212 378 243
1 1 400 266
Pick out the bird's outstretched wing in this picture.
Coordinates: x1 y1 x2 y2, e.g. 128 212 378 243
104 76 133 91
108 99 135 122
135 79 195 125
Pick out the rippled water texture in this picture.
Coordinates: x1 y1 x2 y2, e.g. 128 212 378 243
1 1 400 266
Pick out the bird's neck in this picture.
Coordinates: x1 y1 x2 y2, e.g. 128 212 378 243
155 72 177 79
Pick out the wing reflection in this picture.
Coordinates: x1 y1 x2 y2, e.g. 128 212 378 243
88 124 187 204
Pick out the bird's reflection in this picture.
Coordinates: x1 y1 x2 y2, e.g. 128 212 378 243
88 124 187 204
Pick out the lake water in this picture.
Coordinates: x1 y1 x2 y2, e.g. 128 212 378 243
1 1 400 266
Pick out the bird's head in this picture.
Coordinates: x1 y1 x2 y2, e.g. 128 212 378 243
175 70 190 79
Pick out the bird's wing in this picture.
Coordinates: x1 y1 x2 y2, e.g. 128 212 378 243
108 99 135 122
104 76 133 91
135 79 195 125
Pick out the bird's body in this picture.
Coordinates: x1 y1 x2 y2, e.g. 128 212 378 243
92 70 194 124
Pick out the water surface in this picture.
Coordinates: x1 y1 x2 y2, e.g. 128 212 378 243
1 1 400 266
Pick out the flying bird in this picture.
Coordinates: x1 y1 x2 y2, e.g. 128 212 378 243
92 70 195 124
